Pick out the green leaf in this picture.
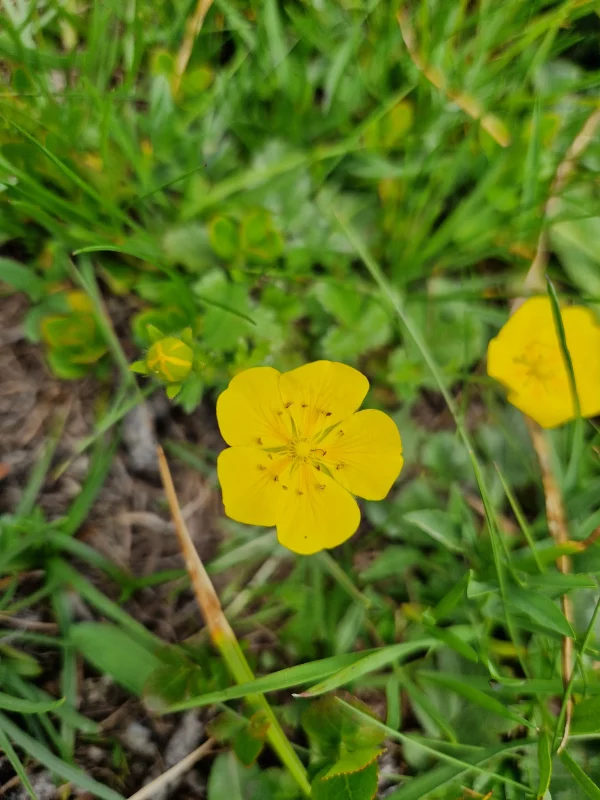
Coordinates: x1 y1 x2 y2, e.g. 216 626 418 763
311 761 378 800
324 747 384 778
297 639 438 698
559 749 600 799
302 696 385 761
165 650 373 712
572 696 600 734
418 672 534 729
0 725 37 800
129 359 149 375
209 216 240 260
403 510 462 553
421 624 479 663
0 691 65 714
0 711 125 800
207 751 255 800
166 383 182 399
537 730 552 799
70 623 162 696
0 257 44 300
233 711 270 767
385 739 533 800
507 588 575 638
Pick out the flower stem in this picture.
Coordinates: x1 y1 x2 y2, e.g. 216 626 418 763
157 447 311 796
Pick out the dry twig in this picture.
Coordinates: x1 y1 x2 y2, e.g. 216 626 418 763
173 0 214 96
126 739 214 800
511 108 600 752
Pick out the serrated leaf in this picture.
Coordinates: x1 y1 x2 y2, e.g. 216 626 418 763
324 746 384 778
312 761 378 800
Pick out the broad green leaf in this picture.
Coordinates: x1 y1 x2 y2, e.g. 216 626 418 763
209 216 240 260
70 623 161 696
572 696 600 734
0 257 44 300
403 510 462 553
359 546 421 582
311 761 378 800
559 749 600 799
422 624 478 663
418 672 534 729
302 696 385 761
507 589 574 638
297 639 438 698
324 746 384 778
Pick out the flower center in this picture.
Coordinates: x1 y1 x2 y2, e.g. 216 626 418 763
290 438 311 460
513 342 561 387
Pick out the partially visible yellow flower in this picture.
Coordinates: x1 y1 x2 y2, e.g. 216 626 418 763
216 361 403 555
487 296 600 428
146 336 194 383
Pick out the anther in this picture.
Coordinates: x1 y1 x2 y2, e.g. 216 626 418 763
336 464 343 470
315 465 321 471
311 448 327 457
257 437 263 445
316 484 325 491
282 485 288 490
257 465 266 471
296 489 304 496
285 401 293 408
301 403 308 408
273 476 279 482
337 430 344 437
325 412 332 417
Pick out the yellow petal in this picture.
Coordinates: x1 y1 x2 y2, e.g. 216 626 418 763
319 409 403 500
217 446 290 526
275 462 360 555
217 367 290 447
487 297 600 428
279 361 369 437
563 306 600 421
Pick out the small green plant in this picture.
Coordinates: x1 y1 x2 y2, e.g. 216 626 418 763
130 325 205 401
39 291 108 379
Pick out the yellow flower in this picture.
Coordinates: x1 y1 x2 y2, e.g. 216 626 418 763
216 361 403 555
487 296 600 428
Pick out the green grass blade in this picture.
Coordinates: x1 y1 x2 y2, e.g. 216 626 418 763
559 749 600 799
0 711 125 800
0 724 37 799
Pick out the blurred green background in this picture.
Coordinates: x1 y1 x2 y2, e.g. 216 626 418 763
1 0 600 798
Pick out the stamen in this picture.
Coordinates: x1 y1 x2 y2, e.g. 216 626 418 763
257 465 266 471
337 430 344 437
311 448 327 457
325 412 332 417
296 489 304 496
285 401 293 408
273 476 279 482
282 485 288 490
336 464 343 470
316 484 325 491
301 403 308 408
257 437 263 445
